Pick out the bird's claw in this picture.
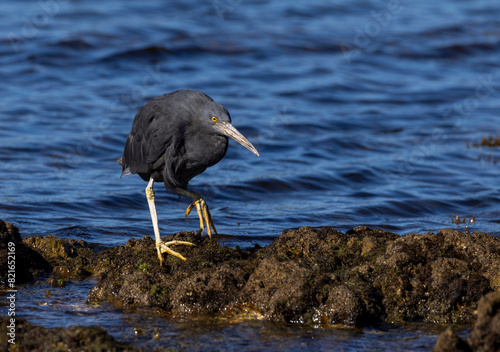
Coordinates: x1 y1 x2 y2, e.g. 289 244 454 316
156 240 195 265
185 198 217 238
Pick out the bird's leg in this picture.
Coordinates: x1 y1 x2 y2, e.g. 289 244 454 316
145 178 194 264
175 188 217 238
185 200 205 232
185 198 217 236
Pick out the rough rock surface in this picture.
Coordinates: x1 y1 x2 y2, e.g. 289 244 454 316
2 219 500 350
468 290 500 351
3 220 500 326
0 221 50 287
85 225 499 327
432 327 472 352
86 232 258 316
0 219 97 289
0 317 142 352
432 290 500 352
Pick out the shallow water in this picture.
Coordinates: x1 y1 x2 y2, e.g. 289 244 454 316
17 280 446 351
1 0 499 350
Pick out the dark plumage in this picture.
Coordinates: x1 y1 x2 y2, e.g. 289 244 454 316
120 90 231 189
118 89 259 264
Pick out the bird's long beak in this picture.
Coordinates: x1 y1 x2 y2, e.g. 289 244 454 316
218 123 260 156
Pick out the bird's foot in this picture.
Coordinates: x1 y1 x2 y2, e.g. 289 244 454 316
156 240 195 265
185 198 217 238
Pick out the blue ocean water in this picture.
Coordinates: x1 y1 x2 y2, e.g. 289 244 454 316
1 0 499 350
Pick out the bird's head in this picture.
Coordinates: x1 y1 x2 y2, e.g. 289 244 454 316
204 102 260 157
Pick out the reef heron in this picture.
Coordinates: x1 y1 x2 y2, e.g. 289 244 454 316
118 89 259 264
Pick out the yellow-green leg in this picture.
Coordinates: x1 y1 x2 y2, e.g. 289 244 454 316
174 188 217 238
146 178 194 264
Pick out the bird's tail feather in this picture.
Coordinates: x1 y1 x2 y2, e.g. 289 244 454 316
117 156 132 177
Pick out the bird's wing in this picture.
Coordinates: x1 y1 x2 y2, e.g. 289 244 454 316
121 99 181 176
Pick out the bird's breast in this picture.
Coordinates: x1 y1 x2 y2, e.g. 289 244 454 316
176 134 228 185
186 134 228 166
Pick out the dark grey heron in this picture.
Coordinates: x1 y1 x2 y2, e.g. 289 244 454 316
118 89 259 264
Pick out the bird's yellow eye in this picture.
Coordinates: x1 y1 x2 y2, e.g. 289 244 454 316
211 116 218 122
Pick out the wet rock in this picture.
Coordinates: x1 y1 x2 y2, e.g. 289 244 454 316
68 226 500 328
5 218 500 333
0 220 50 288
86 235 170 308
171 264 247 315
239 226 392 325
87 232 257 315
0 220 98 289
432 327 471 352
373 230 495 324
433 290 500 352
319 279 382 326
20 234 97 287
22 235 96 281
427 257 487 323
84 225 500 329
468 290 500 352
240 256 317 323
0 317 142 352
319 284 366 325
0 220 21 243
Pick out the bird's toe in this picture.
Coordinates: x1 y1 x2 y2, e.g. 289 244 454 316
185 198 217 236
156 240 195 263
